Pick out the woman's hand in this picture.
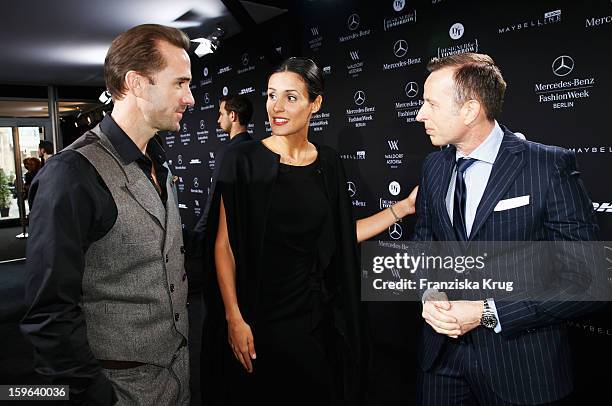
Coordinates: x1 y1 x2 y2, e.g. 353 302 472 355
395 185 419 217
227 317 256 373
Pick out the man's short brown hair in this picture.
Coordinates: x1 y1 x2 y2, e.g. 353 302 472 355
427 53 506 120
104 24 190 100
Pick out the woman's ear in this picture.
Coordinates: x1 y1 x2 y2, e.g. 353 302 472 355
311 95 323 114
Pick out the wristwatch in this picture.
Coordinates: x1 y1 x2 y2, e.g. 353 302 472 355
480 299 498 329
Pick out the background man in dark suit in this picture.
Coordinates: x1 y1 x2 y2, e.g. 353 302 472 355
413 53 600 405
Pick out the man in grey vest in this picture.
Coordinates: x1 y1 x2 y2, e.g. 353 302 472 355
21 24 195 405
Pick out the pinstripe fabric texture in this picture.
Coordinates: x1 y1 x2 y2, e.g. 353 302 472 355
412 126 600 404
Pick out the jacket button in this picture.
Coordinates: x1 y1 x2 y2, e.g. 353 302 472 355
170 284 175 292
175 313 180 321
182 273 187 281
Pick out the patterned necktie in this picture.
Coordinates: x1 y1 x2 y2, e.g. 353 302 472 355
453 158 476 241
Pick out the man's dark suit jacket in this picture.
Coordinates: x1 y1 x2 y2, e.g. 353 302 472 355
412 125 600 404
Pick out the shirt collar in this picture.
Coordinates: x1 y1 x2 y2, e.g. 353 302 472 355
456 120 504 164
99 114 166 166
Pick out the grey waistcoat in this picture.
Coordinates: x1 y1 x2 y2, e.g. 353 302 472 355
68 125 188 367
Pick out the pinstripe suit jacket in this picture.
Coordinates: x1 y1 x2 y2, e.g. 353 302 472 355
412 125 600 404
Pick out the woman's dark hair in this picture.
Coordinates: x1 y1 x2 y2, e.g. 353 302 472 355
271 57 324 102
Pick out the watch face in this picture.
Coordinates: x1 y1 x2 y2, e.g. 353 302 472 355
481 313 497 329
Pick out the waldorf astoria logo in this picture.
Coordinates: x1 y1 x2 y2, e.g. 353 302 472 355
309 26 323 51
347 50 364 77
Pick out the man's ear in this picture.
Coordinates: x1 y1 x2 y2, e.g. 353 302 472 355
125 71 145 97
462 99 481 126
229 111 237 123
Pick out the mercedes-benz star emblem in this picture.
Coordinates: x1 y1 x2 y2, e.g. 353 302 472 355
389 223 403 240
393 39 408 58
204 93 210 104
241 53 249 66
347 13 360 31
405 82 419 98
353 90 366 106
552 55 574 77
177 155 183 165
200 120 205 130
193 177 199 188
347 181 356 197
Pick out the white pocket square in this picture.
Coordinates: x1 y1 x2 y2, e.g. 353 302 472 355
494 195 530 212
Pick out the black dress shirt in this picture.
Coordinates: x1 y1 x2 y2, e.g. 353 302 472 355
21 115 169 405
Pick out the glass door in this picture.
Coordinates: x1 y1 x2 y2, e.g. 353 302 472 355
0 126 45 223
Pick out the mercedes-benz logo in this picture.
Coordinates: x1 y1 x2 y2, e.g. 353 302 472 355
354 90 366 106
347 13 360 31
193 177 199 188
182 123 187 132
241 53 249 66
347 181 356 197
204 93 210 104
552 55 574 77
393 39 408 58
177 155 183 165
389 223 403 240
200 120 205 130
405 81 419 98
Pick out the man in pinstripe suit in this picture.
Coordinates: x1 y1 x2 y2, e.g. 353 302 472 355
413 53 600 405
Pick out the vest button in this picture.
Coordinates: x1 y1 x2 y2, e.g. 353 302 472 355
170 284 175 292
175 313 180 321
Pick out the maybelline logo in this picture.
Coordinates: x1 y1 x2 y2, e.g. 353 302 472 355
239 86 255 95
238 53 255 74
310 111 330 132
347 91 375 128
593 202 612 213
383 1 416 32
498 9 562 34
347 50 364 77
567 320 612 336
217 65 232 75
309 26 323 51
586 14 612 28
386 140 404 169
535 55 595 110
383 39 421 71
567 146 612 154
347 181 367 207
340 150 367 161
339 13 371 43
437 23 478 58
189 159 202 165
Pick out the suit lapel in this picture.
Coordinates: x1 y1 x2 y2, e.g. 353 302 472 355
469 130 526 240
432 147 456 240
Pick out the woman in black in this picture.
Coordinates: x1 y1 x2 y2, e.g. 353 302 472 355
214 58 415 405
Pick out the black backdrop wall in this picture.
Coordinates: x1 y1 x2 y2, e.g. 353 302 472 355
164 0 612 402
